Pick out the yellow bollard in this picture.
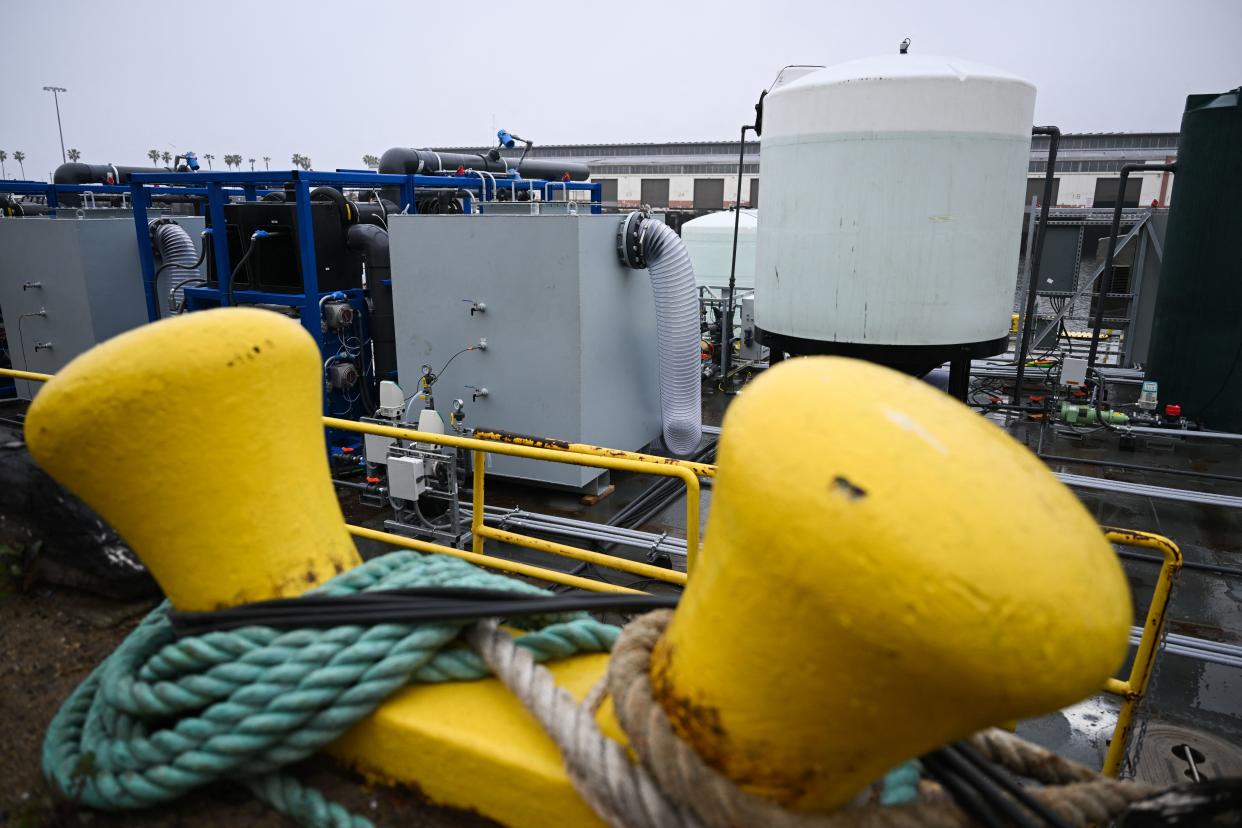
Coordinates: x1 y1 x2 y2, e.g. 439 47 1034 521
23 308 615 827
651 356 1133 810
23 313 1134 826
25 308 361 610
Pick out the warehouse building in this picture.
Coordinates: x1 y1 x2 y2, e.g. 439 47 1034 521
443 132 1179 210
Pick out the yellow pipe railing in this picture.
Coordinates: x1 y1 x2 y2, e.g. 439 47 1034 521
1099 527 1183 777
471 428 717 479
477 525 688 586
327 417 701 578
2 367 53 383
345 523 642 595
4 368 700 586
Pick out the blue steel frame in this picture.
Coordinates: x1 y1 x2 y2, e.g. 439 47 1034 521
2 171 603 433
124 169 601 431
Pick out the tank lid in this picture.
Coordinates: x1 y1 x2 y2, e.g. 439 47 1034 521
681 209 758 230
777 53 1032 93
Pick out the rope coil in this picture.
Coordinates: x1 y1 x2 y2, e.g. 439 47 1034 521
583 610 1157 828
46 558 1158 828
42 552 617 828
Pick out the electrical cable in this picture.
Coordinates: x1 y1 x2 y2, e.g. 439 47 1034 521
922 743 1071 828
368 189 389 229
168 586 680 636
154 244 206 284
1115 548 1242 579
918 750 1007 827
404 346 477 403
226 234 265 307
15 312 42 365
169 279 207 314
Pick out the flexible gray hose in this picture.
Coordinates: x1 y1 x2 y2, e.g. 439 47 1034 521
151 221 200 315
625 219 702 456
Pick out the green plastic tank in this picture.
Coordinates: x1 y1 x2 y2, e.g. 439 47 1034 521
1146 88 1242 432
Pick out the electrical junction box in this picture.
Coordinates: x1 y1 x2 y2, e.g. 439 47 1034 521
0 215 200 399
388 213 662 490
364 433 395 466
1060 356 1088 388
387 455 426 501
739 295 763 361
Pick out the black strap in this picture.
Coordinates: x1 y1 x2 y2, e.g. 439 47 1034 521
169 587 679 636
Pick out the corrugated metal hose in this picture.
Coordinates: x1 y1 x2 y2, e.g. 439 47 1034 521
151 221 200 315
621 217 703 456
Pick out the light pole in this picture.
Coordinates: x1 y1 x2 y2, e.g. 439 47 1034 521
42 86 67 164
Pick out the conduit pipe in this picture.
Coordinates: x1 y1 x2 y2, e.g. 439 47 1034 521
617 212 703 456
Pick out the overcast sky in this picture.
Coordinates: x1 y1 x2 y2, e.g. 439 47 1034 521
2 0 1239 180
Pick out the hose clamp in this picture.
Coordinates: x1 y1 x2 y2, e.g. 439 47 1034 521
495 506 520 530
645 531 669 563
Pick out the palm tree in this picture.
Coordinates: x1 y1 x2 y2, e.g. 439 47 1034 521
0 150 8 179
203 153 214 170
229 154 242 170
362 154 380 169
161 151 172 165
301 156 312 171
262 156 271 170
148 149 161 166
13 151 26 178
67 148 81 162
248 157 255 171
291 153 303 170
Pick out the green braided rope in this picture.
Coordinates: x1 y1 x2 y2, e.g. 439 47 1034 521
43 551 619 828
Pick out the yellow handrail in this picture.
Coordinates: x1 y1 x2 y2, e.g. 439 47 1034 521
471 427 717 479
1 367 53 383
345 523 643 594
326 417 701 577
3 367 700 587
1098 527 1183 776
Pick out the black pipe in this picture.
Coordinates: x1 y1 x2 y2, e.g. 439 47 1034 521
947 353 972 402
1012 127 1060 406
378 147 590 202
0 194 49 217
1087 162 1177 374
1038 452 1242 485
310 186 356 226
720 92 766 393
347 224 396 381
53 161 170 207
720 126 751 392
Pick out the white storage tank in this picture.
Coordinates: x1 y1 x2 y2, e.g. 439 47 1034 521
754 53 1035 374
680 209 757 290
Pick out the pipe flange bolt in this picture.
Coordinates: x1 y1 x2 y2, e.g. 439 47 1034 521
617 211 648 269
